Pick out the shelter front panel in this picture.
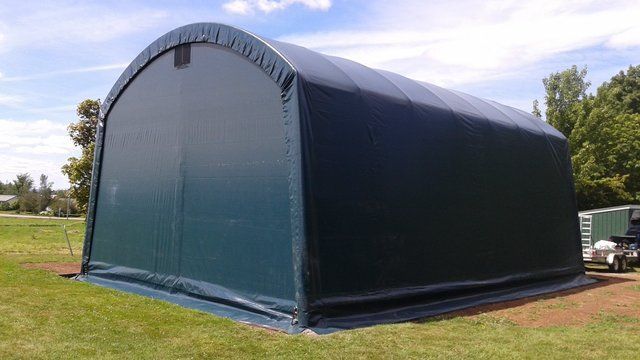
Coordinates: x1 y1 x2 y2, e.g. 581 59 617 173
89 43 295 308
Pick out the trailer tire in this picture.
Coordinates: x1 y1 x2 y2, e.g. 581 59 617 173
619 256 628 273
608 256 621 272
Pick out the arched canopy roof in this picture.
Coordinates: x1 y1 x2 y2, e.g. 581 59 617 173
102 23 297 118
102 22 565 142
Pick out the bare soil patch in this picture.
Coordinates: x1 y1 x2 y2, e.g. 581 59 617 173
22 262 81 276
445 270 640 327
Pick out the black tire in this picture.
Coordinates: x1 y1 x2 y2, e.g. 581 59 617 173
619 256 628 273
609 256 621 272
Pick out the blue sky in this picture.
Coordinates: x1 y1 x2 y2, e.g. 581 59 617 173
1 0 640 188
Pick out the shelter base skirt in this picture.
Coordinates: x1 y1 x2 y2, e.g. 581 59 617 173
77 273 595 334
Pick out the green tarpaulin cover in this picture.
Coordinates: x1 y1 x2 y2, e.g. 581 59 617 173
80 23 592 333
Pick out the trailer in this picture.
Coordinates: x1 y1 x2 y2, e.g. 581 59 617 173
579 205 640 272
582 236 638 272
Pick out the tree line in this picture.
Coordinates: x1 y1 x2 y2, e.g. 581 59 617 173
0 174 77 214
534 64 640 210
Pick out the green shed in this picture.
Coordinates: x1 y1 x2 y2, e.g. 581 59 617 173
578 205 640 248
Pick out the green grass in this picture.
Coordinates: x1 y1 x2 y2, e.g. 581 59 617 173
1 217 639 359
0 217 83 258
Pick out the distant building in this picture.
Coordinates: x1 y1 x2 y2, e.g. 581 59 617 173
0 194 18 206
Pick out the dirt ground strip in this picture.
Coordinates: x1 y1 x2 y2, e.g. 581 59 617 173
22 262 81 276
445 270 640 327
21 263 640 328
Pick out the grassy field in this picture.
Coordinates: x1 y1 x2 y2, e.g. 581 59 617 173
1 216 639 359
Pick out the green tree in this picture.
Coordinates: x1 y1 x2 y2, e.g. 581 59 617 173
4 182 18 195
62 99 100 213
594 65 640 115
532 99 542 118
0 180 9 195
13 173 33 196
68 99 100 149
568 65 640 209
542 65 590 138
50 196 78 216
37 174 53 212
19 191 39 213
12 173 36 213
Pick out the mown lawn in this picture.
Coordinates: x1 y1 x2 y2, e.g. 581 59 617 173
1 216 639 359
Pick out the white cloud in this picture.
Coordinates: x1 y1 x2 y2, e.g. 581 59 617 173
0 119 77 188
0 94 24 106
0 153 71 189
0 119 74 155
606 27 640 49
25 104 78 114
0 63 128 82
222 0 331 15
279 0 640 86
0 3 168 53
223 0 253 15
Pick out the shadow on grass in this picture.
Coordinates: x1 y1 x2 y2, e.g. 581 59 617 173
586 264 639 273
